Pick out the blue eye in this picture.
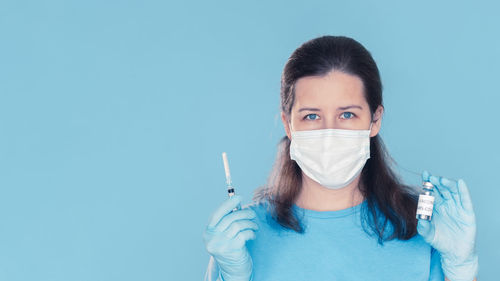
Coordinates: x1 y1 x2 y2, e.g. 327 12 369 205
340 112 355 119
304 114 320 120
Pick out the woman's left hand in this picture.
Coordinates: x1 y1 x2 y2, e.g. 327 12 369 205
417 171 478 281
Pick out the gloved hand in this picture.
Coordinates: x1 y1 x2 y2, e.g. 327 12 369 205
203 195 259 281
417 171 478 281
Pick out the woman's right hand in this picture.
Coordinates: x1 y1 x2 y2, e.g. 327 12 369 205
203 195 259 281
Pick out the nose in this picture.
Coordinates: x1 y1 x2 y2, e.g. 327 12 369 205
322 118 339 130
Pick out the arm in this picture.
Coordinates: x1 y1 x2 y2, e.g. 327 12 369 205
204 255 225 281
417 173 478 281
202 195 257 281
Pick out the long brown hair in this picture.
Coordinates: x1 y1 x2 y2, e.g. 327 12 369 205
253 35 419 245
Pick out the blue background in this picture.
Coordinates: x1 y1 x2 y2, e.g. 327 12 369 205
1 0 498 280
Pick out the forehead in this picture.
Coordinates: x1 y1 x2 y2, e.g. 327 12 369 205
293 71 367 109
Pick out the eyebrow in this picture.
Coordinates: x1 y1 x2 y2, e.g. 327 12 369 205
298 105 363 112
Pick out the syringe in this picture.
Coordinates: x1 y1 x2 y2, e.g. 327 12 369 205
222 152 241 211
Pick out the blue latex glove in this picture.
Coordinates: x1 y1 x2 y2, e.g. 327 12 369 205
417 171 478 281
203 195 259 281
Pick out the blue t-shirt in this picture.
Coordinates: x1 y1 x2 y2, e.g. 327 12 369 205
204 200 444 281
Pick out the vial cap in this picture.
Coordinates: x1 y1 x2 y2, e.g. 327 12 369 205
422 181 434 189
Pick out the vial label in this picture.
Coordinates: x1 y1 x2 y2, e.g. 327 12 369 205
417 194 434 217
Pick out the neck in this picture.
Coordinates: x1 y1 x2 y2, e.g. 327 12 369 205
294 172 365 211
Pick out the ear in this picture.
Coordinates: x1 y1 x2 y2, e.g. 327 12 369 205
369 105 384 138
281 111 292 140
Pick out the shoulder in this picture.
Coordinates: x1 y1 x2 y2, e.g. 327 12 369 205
242 199 271 216
241 199 278 227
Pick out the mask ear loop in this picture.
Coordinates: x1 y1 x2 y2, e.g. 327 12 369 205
369 112 376 132
288 120 294 133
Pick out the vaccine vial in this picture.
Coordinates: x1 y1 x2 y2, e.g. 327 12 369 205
416 181 435 220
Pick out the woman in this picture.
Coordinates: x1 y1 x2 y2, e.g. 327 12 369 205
203 35 478 281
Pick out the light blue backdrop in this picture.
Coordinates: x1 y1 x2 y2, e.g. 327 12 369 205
1 0 498 280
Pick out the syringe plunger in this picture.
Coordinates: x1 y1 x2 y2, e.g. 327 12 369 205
222 152 232 186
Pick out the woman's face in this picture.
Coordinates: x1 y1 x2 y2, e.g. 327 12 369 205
281 70 383 139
